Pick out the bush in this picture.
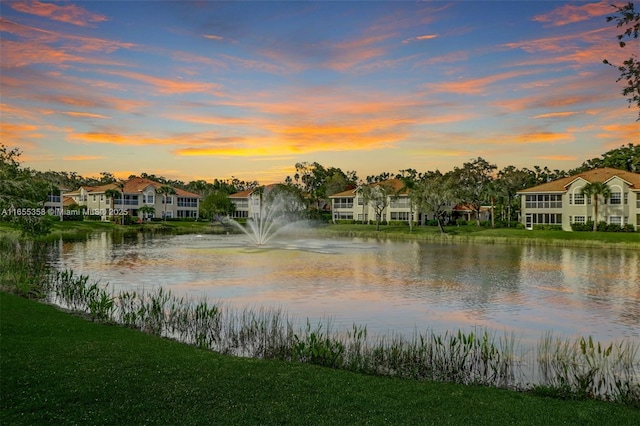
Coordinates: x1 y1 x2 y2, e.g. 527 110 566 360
571 222 592 232
571 221 636 233
532 224 562 231
388 221 407 226
456 219 467 226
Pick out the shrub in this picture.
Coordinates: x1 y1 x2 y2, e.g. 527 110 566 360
571 222 592 232
388 221 406 226
532 225 562 231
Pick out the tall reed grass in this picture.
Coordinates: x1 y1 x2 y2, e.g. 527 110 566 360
1 237 638 405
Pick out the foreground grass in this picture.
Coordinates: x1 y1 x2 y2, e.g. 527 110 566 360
1 293 638 425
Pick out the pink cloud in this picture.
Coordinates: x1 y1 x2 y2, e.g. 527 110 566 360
9 0 108 27
62 155 105 161
533 1 611 27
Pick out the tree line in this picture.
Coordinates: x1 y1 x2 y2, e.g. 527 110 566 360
1 143 638 233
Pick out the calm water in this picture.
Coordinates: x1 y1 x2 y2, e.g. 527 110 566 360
49 232 640 344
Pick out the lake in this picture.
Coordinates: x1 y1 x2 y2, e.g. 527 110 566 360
49 232 640 345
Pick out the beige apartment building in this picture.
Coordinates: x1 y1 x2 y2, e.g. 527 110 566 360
66 177 200 220
517 168 640 231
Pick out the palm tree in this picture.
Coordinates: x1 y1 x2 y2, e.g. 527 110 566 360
157 185 176 221
138 205 155 221
398 176 417 232
104 188 121 222
580 182 612 231
115 180 126 224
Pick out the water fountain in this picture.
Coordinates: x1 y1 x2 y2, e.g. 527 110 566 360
226 187 309 246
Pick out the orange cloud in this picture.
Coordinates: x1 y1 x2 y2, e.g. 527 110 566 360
402 34 438 43
0 19 135 54
531 111 579 119
0 122 44 144
69 132 174 146
514 131 575 144
532 1 611 27
597 122 640 141
62 155 105 161
96 69 223 95
202 34 223 40
423 69 540 95
537 155 578 161
58 112 110 119
9 0 108 27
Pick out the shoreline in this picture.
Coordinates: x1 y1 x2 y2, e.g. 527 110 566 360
2 220 639 249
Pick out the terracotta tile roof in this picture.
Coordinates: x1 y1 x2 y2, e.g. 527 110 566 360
329 188 356 197
329 179 408 197
228 184 280 198
518 168 640 193
453 204 490 212
79 178 200 198
229 189 255 198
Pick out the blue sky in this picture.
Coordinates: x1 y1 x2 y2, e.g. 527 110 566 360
1 1 638 183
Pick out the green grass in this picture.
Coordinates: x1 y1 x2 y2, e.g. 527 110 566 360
2 293 638 425
318 224 640 248
0 219 228 241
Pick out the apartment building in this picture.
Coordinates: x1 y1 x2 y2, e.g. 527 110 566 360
329 179 413 223
66 177 200 220
517 168 640 231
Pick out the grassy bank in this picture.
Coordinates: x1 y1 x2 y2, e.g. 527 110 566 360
0 219 228 241
2 293 638 425
318 224 640 249
2 219 638 248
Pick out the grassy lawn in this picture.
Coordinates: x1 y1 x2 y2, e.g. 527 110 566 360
0 219 226 240
318 224 640 248
1 293 638 425
1 219 638 248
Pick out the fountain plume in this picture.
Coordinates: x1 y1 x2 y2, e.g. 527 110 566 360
227 185 307 246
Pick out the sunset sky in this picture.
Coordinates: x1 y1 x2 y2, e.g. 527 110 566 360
2 1 638 184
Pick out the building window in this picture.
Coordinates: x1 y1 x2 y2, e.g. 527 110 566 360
333 198 353 209
333 212 353 220
610 192 622 205
624 192 628 205
572 216 586 224
232 199 248 209
143 194 154 204
390 198 410 209
609 216 622 226
525 213 562 229
177 197 197 207
177 210 197 218
573 193 585 205
391 212 411 221
525 194 562 209
116 195 139 206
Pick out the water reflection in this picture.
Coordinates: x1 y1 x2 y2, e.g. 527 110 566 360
49 232 640 344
